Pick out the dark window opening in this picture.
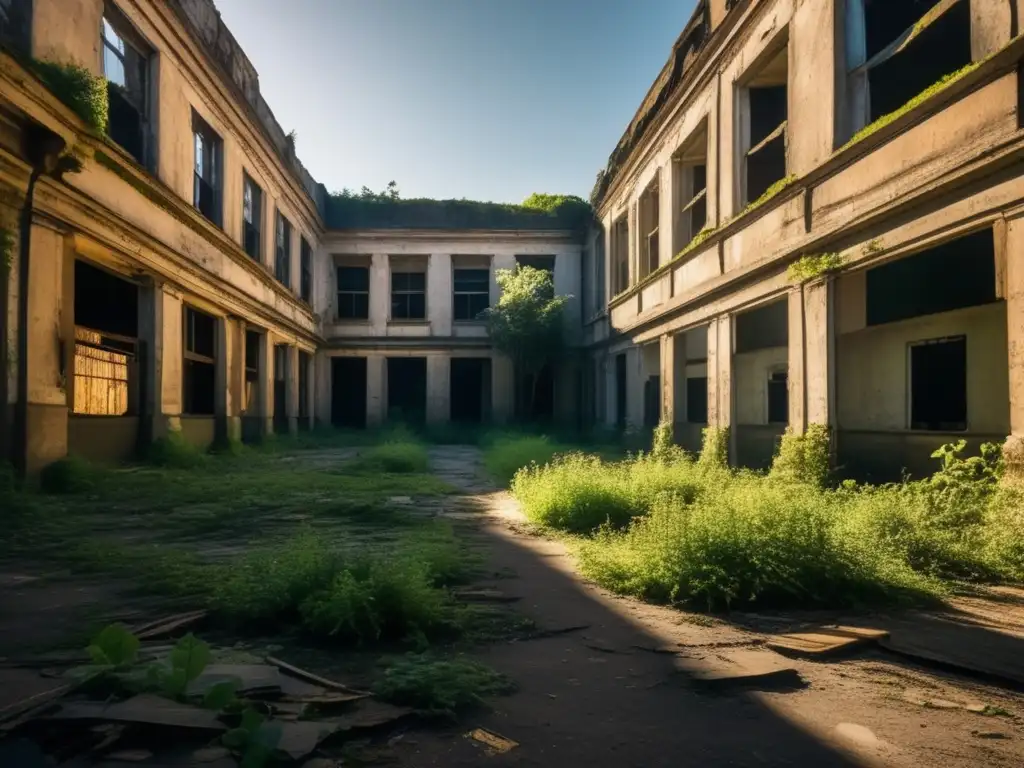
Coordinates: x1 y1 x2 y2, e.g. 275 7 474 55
643 375 661 428
767 370 789 424
611 216 629 294
244 329 260 413
275 212 292 288
639 178 660 278
735 300 789 353
102 8 151 167
516 363 554 423
242 174 263 261
849 0 973 130
391 271 426 320
192 113 221 225
298 351 310 422
451 357 492 423
273 344 288 432
910 336 967 431
453 268 489 321
745 84 788 205
615 353 627 429
387 357 427 424
673 123 710 253
866 230 996 326
183 307 216 415
337 266 369 320
331 356 367 429
300 238 313 303
73 260 140 416
516 255 555 276
686 376 708 424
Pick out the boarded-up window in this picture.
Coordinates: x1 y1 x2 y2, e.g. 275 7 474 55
73 328 135 415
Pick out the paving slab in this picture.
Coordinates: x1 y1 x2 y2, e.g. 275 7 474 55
766 625 889 658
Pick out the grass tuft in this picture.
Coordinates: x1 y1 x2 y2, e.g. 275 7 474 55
350 440 430 474
373 654 515 715
148 431 206 468
484 434 564 485
39 455 97 494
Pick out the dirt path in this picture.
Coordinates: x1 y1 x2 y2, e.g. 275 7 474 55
391 446 1024 768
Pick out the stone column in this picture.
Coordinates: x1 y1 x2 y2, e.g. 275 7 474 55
258 332 274 436
366 354 386 426
429 253 452 335
214 316 243 443
286 345 299 435
789 280 836 434
369 254 389 328
660 332 675 423
491 353 514 425
139 280 183 445
706 314 734 462
787 288 807 435
1003 215 1024 479
426 354 450 425
625 346 644 430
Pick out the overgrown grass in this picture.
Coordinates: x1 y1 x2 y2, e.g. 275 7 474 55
373 653 515 716
349 440 430 474
507 425 1023 611
483 434 565 486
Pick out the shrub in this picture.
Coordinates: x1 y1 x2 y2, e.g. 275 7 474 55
374 654 515 715
148 431 206 469
983 485 1024 581
483 435 562 486
697 426 729 470
40 455 96 494
770 425 831 488
31 60 108 133
350 440 429 473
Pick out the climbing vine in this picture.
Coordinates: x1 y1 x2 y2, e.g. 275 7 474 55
30 59 108 133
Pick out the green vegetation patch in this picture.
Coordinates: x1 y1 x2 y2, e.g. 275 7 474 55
31 59 108 133
788 252 845 283
374 653 515 716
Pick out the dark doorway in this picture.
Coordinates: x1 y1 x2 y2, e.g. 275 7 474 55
910 336 967 432
615 353 627 429
516 363 555 423
686 376 708 424
331 357 367 429
643 375 661 428
387 357 427 424
273 344 288 433
451 358 491 424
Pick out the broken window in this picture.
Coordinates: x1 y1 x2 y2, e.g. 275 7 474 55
242 174 263 261
673 122 709 253
453 268 489 321
845 0 973 136
391 271 426 320
611 215 630 295
275 211 292 287
244 329 260 413
337 266 369 320
298 350 310 421
183 307 216 415
102 5 152 167
739 40 788 206
639 174 660 278
300 237 313 303
193 113 222 226
767 369 788 424
910 336 966 431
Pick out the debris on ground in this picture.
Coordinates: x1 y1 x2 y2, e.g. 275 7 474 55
765 625 889 658
467 727 518 753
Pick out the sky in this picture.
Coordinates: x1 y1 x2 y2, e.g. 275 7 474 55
213 0 697 204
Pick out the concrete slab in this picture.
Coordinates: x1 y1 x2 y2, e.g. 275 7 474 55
766 625 889 658
677 649 803 689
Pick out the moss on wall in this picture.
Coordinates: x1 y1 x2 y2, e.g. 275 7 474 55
30 59 108 133
788 252 844 283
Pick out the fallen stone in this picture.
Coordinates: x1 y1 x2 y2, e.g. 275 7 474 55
766 626 888 658
322 700 413 731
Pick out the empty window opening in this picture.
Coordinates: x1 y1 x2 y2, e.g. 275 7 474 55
183 307 216 415
391 271 426 320
686 377 708 424
639 175 660 279
337 265 369 320
615 352 627 429
611 215 630 295
451 357 492 423
845 0 972 135
73 260 139 416
735 300 789 353
387 357 427 424
242 174 263 261
331 356 367 429
102 4 152 167
910 336 966 431
767 369 789 424
244 329 260 413
866 229 996 327
300 237 313 303
739 41 789 206
673 122 709 254
453 268 489 321
192 112 222 226
298 351 310 423
275 211 292 288
273 344 288 432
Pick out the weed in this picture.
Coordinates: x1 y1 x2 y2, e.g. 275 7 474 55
350 440 429 474
697 426 729 470
39 455 96 494
770 425 831 488
373 654 515 716
484 434 563 485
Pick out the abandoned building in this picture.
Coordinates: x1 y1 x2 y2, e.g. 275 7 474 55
1 0 1023 481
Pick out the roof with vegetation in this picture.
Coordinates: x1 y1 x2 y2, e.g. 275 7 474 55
325 186 593 232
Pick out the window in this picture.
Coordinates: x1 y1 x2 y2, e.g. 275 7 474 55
337 266 369 320
183 307 216 415
391 271 426 320
102 7 151 166
686 377 708 424
739 41 788 206
244 329 260 413
845 0 972 138
242 174 263 261
767 370 788 424
611 214 630 294
193 113 222 225
453 268 489 321
298 351 310 421
673 122 709 252
910 336 967 432
639 175 660 279
273 344 288 432
275 211 292 287
300 238 313 303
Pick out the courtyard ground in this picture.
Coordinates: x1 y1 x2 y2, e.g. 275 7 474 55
1 441 1023 766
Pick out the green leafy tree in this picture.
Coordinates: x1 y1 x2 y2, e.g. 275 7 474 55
485 266 569 421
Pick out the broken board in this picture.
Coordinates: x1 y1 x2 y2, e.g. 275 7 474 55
766 626 889 658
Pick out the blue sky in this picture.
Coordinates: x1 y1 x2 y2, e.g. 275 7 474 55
214 0 697 203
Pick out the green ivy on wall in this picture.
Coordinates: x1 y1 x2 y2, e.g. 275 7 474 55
30 59 108 133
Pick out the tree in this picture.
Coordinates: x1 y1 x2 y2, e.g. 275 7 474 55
485 266 569 422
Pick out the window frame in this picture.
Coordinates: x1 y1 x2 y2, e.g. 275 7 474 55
192 111 223 226
300 237 313 303
242 172 264 262
766 367 789 425
390 270 427 321
181 306 217 416
452 267 490 322
274 210 292 288
336 265 370 321
101 5 153 168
